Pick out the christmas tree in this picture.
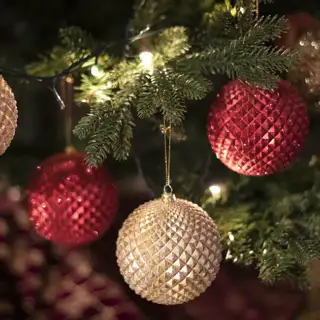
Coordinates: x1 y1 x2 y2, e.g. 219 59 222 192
1 0 320 318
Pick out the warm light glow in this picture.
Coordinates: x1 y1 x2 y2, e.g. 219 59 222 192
230 7 237 16
230 6 245 16
106 81 112 89
91 65 104 78
209 185 221 196
139 51 153 72
96 90 111 102
228 232 235 242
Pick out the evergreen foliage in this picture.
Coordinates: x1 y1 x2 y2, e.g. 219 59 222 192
27 1 295 167
22 0 314 287
203 160 320 288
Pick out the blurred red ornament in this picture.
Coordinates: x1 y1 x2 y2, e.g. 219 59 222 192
36 252 142 320
208 80 309 176
27 152 117 246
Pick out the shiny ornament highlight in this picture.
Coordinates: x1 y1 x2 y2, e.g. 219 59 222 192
288 31 320 106
0 76 18 155
208 80 309 176
116 195 222 305
27 153 117 246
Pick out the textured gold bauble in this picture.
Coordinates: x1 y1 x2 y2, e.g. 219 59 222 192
0 76 17 155
288 31 320 105
116 194 222 305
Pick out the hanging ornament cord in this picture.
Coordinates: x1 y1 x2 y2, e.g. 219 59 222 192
161 120 172 195
250 0 259 20
59 75 74 150
254 0 259 19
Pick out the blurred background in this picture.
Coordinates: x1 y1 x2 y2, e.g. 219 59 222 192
0 0 320 319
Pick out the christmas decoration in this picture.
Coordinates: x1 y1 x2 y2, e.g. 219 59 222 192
33 251 142 320
288 31 320 105
0 76 18 155
26 152 117 246
0 172 307 319
0 178 142 319
116 194 222 305
23 15 294 167
207 80 309 176
0 0 319 305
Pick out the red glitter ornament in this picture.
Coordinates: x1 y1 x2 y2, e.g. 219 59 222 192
208 80 309 176
27 152 117 246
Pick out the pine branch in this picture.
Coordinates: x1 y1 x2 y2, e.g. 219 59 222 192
176 16 297 88
289 238 320 265
26 27 98 77
137 67 210 124
59 26 99 52
73 105 107 140
84 107 135 167
76 73 140 166
132 0 172 32
242 15 289 44
75 73 114 104
20 3 298 169
205 164 320 288
26 47 72 77
199 7 236 45
257 249 308 289
154 27 190 60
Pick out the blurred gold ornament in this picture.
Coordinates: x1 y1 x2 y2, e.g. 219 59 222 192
0 76 17 155
116 194 222 305
288 31 320 106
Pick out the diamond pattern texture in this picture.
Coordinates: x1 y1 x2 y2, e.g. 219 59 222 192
0 76 17 155
208 80 309 176
116 196 222 305
27 153 118 247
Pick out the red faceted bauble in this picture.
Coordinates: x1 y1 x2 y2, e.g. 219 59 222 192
208 80 309 176
27 152 117 246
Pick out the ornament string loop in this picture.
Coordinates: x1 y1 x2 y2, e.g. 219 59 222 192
247 0 259 20
161 121 172 194
255 0 259 19
59 75 74 149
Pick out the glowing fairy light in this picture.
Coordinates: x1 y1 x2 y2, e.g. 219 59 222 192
106 81 112 89
228 232 235 242
209 185 221 196
91 65 104 78
230 6 245 17
139 51 153 72
96 90 111 102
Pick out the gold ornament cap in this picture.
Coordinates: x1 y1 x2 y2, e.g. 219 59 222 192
116 195 222 305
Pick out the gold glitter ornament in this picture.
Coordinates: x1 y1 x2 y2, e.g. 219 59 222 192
0 76 17 155
288 31 320 106
116 193 222 305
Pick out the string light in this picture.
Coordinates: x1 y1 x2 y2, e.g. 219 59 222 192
106 81 112 89
228 232 235 242
91 65 104 78
96 90 111 102
209 185 221 196
139 51 153 72
230 6 245 16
